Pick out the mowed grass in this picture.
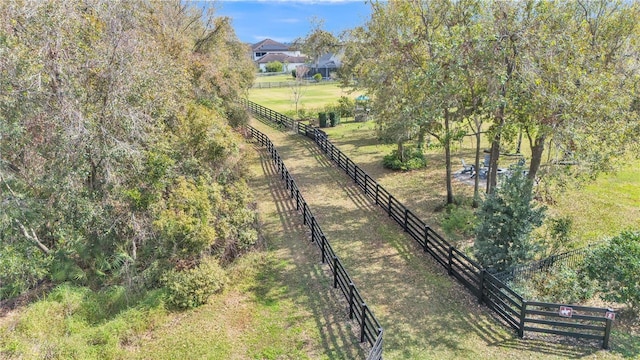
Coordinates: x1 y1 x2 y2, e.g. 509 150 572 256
249 83 640 247
248 119 638 360
248 82 354 114
0 142 362 359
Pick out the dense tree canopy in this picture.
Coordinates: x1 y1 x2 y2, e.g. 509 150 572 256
342 0 640 200
0 0 255 301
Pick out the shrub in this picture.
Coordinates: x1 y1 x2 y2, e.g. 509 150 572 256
442 205 477 239
291 69 296 78
336 96 355 118
584 231 640 311
225 101 249 128
313 73 322 82
0 244 51 300
265 61 283 73
523 264 597 304
163 258 227 310
382 147 426 171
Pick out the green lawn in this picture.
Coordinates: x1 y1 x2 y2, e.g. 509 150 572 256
249 82 354 116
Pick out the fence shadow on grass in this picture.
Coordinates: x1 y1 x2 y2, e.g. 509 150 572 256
252 145 364 359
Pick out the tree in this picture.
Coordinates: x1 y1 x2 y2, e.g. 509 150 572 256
584 231 640 312
290 65 309 118
295 17 339 74
474 169 546 272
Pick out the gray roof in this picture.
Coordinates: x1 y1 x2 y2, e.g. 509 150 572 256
252 39 289 52
257 53 308 64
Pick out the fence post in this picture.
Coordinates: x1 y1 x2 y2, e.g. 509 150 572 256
296 190 300 209
311 217 316 242
478 269 485 304
348 283 355 319
360 303 368 343
518 301 527 338
321 235 326 263
333 256 338 288
354 166 360 185
423 226 430 252
447 246 454 275
403 208 408 232
364 174 368 195
603 309 614 349
302 204 307 225
388 196 392 217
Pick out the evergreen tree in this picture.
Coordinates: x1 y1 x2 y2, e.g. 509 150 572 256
474 169 546 272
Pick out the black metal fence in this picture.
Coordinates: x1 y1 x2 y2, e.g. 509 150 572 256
494 243 603 283
242 98 616 349
246 126 383 360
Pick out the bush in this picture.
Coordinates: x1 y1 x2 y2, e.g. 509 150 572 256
163 258 227 310
291 69 296 78
0 244 51 300
313 73 322 82
521 264 597 304
265 61 283 73
225 101 249 128
442 204 477 239
382 147 426 171
336 96 355 118
584 231 640 311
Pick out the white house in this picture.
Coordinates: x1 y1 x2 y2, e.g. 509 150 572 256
256 53 308 72
251 39 301 61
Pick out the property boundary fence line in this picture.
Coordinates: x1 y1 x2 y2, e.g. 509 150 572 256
241 98 616 349
252 80 337 89
494 242 604 283
245 125 383 360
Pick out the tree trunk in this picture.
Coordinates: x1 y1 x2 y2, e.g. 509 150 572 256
528 133 546 181
473 121 482 207
444 109 454 204
486 138 500 194
397 140 405 162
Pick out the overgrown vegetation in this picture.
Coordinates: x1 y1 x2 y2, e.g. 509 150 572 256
584 231 640 312
382 147 427 171
0 1 255 305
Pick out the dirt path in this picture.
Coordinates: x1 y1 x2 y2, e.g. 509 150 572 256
248 119 621 360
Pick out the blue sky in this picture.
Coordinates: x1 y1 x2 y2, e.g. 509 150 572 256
205 0 372 44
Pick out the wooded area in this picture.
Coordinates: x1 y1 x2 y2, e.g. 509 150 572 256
0 0 255 302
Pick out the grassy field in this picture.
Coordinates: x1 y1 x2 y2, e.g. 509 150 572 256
247 119 639 359
249 82 355 116
249 82 640 248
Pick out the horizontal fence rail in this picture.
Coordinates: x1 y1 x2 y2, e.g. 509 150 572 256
245 125 383 360
252 80 337 89
241 98 616 350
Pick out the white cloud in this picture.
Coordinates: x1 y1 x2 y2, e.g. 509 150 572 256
276 18 301 23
